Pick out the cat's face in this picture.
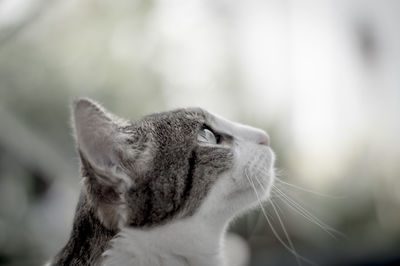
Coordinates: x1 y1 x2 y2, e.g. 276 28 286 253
73 98 275 229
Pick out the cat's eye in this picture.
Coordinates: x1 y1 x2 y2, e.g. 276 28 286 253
197 127 220 144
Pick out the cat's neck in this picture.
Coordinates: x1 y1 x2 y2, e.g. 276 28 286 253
51 193 118 266
102 213 228 266
52 195 229 266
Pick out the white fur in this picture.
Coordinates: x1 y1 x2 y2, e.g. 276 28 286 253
102 112 275 266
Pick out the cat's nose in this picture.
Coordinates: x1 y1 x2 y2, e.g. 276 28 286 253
238 125 270 146
257 132 270 146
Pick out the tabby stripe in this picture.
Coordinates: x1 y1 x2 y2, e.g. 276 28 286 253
182 150 196 201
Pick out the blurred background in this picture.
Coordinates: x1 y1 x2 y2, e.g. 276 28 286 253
0 0 399 265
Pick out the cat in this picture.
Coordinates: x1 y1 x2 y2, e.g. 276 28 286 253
48 98 275 266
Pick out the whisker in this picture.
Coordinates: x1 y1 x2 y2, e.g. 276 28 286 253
244 168 316 266
253 175 302 266
272 186 346 239
257 180 345 239
273 190 336 237
271 195 285 214
245 206 267 240
272 187 333 234
275 178 346 199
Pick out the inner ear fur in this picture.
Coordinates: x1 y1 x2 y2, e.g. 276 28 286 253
79 150 127 229
72 98 134 187
72 98 133 228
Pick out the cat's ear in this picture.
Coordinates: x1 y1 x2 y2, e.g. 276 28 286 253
72 98 134 188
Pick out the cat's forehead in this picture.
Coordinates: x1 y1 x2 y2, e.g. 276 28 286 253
139 107 212 126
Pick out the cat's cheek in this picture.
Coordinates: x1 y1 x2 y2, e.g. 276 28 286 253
229 142 275 201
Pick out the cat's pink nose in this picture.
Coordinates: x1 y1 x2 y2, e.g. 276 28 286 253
258 132 270 146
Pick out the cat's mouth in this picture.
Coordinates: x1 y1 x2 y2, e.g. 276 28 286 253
244 147 275 199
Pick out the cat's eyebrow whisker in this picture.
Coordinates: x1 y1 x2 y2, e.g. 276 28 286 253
275 178 346 199
272 186 346 239
244 168 315 266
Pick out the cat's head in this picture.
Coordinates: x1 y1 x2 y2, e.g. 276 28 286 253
72 98 275 229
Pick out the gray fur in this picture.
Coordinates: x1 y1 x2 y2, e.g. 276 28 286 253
51 99 233 265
